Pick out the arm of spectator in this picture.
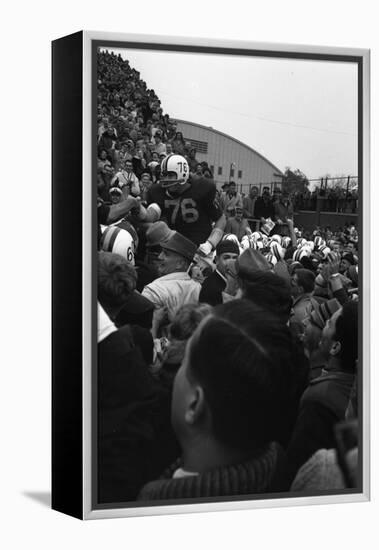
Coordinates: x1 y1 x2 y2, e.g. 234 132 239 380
151 307 170 340
222 259 240 300
321 262 349 305
110 174 119 187
130 175 141 197
214 213 227 233
329 272 350 305
332 287 349 306
106 196 139 224
245 223 252 236
286 218 297 248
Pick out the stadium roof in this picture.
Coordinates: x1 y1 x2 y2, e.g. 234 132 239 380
175 119 283 177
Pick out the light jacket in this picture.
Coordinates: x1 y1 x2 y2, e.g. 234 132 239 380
142 272 201 322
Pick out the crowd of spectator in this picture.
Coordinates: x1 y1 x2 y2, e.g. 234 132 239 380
97 50 213 206
96 50 360 505
292 185 358 213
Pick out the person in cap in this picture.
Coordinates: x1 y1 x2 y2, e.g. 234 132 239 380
339 252 356 275
254 186 275 228
137 300 296 501
219 181 243 215
301 298 341 380
218 248 273 304
241 270 293 325
108 186 123 204
289 268 316 334
139 171 153 202
111 158 141 198
142 231 201 336
236 248 272 280
144 221 175 271
273 188 294 237
242 185 259 221
224 205 251 241
152 130 167 156
199 240 240 306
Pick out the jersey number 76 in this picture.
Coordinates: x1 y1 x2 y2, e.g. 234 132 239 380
164 198 199 224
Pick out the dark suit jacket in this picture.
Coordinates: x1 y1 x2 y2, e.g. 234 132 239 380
199 270 226 306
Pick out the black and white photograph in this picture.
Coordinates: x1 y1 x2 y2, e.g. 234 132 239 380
93 36 368 515
3 0 379 543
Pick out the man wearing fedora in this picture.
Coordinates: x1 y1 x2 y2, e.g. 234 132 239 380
142 230 201 336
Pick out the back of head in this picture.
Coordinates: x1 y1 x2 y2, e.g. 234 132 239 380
187 299 294 451
295 268 316 293
98 251 137 312
241 270 292 323
237 248 271 281
169 303 212 341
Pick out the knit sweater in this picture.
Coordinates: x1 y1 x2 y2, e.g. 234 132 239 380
137 442 279 501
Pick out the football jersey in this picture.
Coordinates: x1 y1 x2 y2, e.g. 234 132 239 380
146 177 222 246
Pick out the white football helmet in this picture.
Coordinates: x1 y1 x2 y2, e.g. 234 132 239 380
100 226 135 265
160 154 189 188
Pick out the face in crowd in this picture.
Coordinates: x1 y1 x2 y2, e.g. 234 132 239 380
319 308 343 359
157 248 188 276
262 187 271 200
216 251 239 276
290 272 302 299
124 160 133 173
250 186 259 199
140 173 152 188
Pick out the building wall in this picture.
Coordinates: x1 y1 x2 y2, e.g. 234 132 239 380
176 119 283 192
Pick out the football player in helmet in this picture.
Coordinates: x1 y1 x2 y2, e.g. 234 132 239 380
146 154 226 253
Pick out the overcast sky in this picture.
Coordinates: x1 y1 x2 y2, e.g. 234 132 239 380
108 47 358 181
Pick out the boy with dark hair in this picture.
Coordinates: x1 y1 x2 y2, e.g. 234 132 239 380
137 300 296 500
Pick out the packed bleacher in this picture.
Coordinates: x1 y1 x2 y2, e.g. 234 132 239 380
97 50 360 504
